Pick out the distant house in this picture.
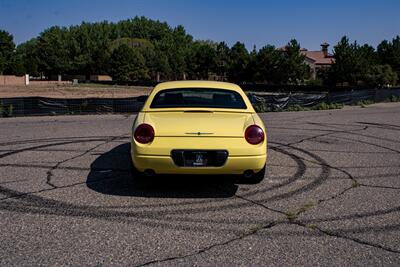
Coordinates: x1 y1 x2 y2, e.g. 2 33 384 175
301 43 334 79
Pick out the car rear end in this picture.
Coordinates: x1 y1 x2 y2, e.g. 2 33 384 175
130 81 267 177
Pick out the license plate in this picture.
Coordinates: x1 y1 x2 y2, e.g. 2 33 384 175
186 151 208 167
171 150 228 167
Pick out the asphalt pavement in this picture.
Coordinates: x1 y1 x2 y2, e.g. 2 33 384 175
0 103 399 266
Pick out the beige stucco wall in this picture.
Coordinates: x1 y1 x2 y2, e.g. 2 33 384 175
0 75 26 85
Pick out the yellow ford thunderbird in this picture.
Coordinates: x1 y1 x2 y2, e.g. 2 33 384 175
130 81 267 183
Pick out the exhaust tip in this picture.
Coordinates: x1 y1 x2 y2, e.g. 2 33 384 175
243 170 254 178
144 169 156 177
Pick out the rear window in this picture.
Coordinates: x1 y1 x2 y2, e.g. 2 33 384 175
150 88 247 109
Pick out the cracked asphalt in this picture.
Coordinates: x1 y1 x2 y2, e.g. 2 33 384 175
0 103 399 266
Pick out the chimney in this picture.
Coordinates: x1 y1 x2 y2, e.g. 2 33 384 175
321 42 329 57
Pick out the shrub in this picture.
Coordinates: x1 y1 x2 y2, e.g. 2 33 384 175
311 102 344 110
388 95 400 102
0 102 14 117
286 104 309 112
356 99 374 107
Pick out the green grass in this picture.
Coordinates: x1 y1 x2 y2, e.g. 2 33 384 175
356 99 374 108
286 105 310 112
252 101 345 113
352 180 361 188
286 102 344 112
311 102 344 110
307 224 318 230
285 211 298 221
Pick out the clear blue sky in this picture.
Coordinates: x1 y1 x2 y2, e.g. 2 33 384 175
0 0 399 51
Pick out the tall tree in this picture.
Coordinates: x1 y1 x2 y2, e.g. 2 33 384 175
255 45 282 83
329 36 359 85
377 36 400 78
228 42 250 82
186 40 216 79
12 38 40 76
37 26 71 76
0 30 15 74
330 36 380 85
214 42 230 79
280 39 308 84
109 44 149 81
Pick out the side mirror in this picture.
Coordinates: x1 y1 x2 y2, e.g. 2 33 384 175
137 95 148 103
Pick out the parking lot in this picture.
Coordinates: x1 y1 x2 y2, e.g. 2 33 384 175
0 104 399 266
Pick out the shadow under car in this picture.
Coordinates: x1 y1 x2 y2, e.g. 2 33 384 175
86 143 239 198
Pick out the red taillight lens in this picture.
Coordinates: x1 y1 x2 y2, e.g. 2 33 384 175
134 124 155 144
245 125 265 145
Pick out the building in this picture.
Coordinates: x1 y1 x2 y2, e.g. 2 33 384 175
301 42 334 79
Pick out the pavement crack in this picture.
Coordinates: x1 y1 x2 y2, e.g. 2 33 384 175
316 185 357 205
44 135 125 189
276 126 368 148
294 222 400 254
234 194 286 215
133 222 279 267
359 184 400 190
0 173 125 201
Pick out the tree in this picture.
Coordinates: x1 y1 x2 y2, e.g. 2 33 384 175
366 64 398 87
228 42 250 82
109 44 149 81
329 36 362 85
186 40 216 79
329 36 381 86
255 45 281 83
11 38 40 76
213 42 230 79
279 39 309 84
168 25 193 79
142 45 171 81
0 30 15 74
356 44 378 82
377 36 400 78
246 45 258 82
37 26 71 76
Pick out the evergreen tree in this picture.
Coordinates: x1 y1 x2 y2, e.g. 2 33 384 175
228 42 250 82
0 30 15 74
280 39 309 84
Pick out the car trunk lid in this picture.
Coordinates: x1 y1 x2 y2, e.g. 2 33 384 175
144 111 254 137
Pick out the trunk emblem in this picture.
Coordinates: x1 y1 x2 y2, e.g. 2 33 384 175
196 153 203 163
185 132 214 136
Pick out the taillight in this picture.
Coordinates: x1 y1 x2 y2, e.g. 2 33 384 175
245 125 264 145
134 124 155 144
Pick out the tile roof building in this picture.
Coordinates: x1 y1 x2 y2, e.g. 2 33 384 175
301 42 335 79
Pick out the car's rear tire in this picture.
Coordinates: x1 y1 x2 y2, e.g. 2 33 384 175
245 165 266 184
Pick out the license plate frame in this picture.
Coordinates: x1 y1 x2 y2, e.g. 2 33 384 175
171 150 229 167
184 151 208 167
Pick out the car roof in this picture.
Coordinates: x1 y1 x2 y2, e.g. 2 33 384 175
152 80 243 94
141 80 255 113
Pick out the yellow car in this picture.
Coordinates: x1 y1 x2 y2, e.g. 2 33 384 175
130 80 267 183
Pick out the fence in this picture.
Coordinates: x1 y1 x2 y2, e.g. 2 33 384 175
248 88 400 111
1 89 400 117
0 97 144 117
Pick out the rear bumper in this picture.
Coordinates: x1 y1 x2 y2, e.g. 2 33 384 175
131 153 267 175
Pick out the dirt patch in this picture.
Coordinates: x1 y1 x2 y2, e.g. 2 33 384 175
0 83 153 99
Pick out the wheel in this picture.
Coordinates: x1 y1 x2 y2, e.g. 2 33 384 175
246 165 266 184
